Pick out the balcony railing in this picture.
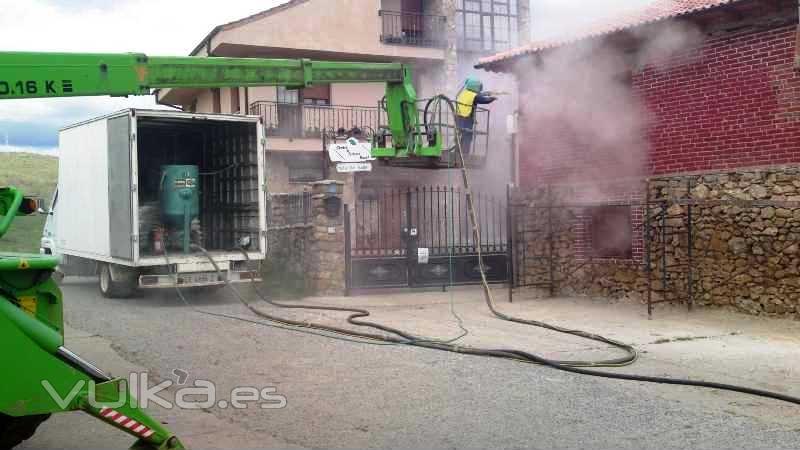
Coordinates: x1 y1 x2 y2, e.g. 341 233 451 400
379 10 447 48
249 99 491 161
249 101 386 139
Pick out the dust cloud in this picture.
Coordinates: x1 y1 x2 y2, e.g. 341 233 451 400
512 20 704 199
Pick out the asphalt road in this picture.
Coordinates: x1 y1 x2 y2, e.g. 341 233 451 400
34 278 800 449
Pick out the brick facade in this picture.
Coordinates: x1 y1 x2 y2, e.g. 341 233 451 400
517 6 800 186
641 25 800 175
500 1 800 315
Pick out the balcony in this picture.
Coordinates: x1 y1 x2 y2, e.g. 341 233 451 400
379 10 447 48
249 101 386 139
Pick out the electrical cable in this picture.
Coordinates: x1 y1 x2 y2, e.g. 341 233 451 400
199 163 238 176
426 94 637 366
437 94 800 405
162 245 402 346
165 96 800 407
443 99 471 346
188 241 800 406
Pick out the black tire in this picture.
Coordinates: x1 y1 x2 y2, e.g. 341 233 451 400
98 263 135 299
0 413 50 449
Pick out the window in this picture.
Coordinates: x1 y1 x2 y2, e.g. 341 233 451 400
212 88 221 113
301 84 331 106
277 85 331 106
287 154 324 183
456 0 519 53
590 206 633 259
277 86 299 104
401 0 422 13
230 88 240 114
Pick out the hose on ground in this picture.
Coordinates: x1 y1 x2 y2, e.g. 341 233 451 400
440 94 800 405
170 95 800 406
185 244 800 406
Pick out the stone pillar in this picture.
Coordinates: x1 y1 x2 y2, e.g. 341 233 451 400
306 180 346 296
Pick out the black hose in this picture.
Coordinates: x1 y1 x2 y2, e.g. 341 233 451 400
170 97 800 407
440 93 800 405
216 246 800 406
184 245 800 406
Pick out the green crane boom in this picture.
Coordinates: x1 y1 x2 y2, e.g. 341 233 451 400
0 51 426 155
0 50 462 450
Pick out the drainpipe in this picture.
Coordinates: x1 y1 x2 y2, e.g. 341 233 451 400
796 0 800 67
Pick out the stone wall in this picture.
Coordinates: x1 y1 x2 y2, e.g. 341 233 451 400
267 225 311 280
512 182 645 300
305 181 347 296
263 182 347 297
647 167 800 316
514 166 800 317
268 192 312 228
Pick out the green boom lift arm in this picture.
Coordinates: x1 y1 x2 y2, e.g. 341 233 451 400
0 50 458 449
0 51 430 158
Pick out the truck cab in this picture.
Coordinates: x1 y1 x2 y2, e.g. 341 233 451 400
39 189 57 256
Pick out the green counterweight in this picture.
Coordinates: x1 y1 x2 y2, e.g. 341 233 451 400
160 165 199 254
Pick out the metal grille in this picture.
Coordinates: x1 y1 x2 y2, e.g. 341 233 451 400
201 122 261 251
346 186 510 291
249 101 385 139
267 192 312 228
379 10 447 48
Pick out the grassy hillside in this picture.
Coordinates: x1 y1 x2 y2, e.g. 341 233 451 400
0 152 59 253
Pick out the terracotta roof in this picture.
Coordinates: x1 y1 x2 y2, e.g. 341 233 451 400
477 0 745 69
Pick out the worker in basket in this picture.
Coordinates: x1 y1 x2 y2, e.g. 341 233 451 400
455 77 497 155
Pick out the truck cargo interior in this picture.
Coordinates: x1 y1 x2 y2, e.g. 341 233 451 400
135 114 262 258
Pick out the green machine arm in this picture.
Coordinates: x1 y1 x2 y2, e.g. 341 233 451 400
0 51 420 153
0 50 437 449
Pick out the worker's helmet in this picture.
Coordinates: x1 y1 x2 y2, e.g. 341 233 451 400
463 77 483 93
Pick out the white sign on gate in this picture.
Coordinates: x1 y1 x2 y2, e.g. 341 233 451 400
417 247 430 264
327 137 375 163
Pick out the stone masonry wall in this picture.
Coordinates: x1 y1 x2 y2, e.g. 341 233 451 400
515 166 800 317
512 180 645 300
647 167 800 315
305 181 346 296
263 183 346 297
266 226 309 282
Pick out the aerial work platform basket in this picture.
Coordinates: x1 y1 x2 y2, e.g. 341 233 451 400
371 96 492 170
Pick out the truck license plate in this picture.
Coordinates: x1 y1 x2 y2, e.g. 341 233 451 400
184 273 216 284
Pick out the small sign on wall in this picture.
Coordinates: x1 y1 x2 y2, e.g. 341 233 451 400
336 162 373 173
417 247 429 264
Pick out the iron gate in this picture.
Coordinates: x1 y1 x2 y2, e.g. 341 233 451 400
345 186 510 291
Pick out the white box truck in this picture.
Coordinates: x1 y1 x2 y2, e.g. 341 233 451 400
44 109 267 297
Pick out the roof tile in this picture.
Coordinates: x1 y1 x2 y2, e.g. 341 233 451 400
477 0 743 68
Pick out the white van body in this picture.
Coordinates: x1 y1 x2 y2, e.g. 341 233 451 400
49 109 267 294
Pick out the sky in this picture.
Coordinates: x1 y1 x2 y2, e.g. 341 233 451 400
0 0 655 154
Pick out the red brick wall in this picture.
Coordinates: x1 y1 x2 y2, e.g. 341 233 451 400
532 181 646 263
517 23 800 188
640 25 800 175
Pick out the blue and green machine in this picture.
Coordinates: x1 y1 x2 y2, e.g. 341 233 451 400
0 51 477 448
160 165 200 254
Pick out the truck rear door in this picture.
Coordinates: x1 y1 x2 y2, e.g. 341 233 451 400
107 114 134 260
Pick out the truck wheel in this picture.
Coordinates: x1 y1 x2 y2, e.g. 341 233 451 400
99 263 135 298
0 413 50 449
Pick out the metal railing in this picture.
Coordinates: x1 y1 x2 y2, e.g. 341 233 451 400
379 10 447 48
249 101 385 139
268 192 312 228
